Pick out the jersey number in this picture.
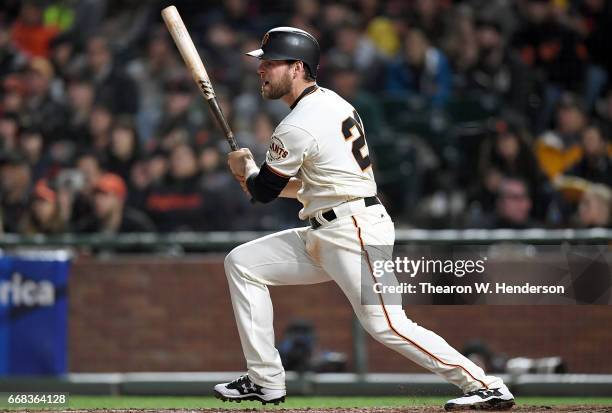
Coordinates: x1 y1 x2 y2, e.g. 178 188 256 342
342 110 371 171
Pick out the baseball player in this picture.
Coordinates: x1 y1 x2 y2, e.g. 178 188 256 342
215 27 515 411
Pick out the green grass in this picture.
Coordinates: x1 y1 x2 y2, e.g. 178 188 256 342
5 396 612 410
62 395 612 409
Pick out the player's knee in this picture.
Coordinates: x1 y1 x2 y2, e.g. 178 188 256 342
224 248 240 273
362 321 394 346
363 318 404 347
224 245 251 273
358 306 414 341
356 307 390 335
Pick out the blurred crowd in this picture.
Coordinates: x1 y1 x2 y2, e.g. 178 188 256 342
0 0 610 235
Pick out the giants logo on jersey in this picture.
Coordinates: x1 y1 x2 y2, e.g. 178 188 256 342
267 136 289 161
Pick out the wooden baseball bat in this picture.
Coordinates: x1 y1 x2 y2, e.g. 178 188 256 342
161 5 239 151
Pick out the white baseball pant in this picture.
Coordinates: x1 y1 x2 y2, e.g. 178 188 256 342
224 200 504 392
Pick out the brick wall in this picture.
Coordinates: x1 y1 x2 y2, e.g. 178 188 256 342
69 256 612 373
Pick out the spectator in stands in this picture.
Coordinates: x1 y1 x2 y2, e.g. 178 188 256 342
492 178 537 228
564 123 611 187
329 62 384 139
19 180 66 234
105 116 140 181
65 74 96 144
231 37 266 132
126 159 150 211
596 89 612 135
0 1 608 234
469 178 537 229
364 14 402 59
127 27 182 143
202 22 244 95
68 151 103 228
19 127 49 182
85 35 139 115
326 21 384 91
147 149 168 186
385 28 452 108
79 173 155 233
204 0 260 36
442 6 478 82
576 183 611 228
0 113 21 152
290 0 321 30
245 111 276 162
87 104 114 152
319 3 353 50
145 144 212 232
536 94 587 179
49 33 77 81
512 0 587 91
2 75 26 114
24 58 68 142
467 16 531 113
76 152 103 196
198 143 253 229
0 24 19 79
571 0 612 110
477 120 548 216
356 0 381 23
10 1 59 58
0 153 32 233
406 0 449 46
512 0 588 131
156 77 202 148
200 145 231 191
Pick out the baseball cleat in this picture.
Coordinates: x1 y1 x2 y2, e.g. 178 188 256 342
444 384 515 411
213 374 286 405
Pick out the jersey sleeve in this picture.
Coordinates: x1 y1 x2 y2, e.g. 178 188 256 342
264 123 316 177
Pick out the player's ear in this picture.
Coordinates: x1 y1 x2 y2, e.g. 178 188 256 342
293 61 303 79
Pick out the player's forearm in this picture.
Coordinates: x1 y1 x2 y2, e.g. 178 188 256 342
279 178 301 198
246 163 291 203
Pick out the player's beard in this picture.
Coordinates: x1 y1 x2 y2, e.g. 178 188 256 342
261 70 292 100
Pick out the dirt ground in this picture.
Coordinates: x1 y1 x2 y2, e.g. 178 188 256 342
47 407 612 413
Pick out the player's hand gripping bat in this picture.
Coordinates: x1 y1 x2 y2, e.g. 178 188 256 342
161 5 238 152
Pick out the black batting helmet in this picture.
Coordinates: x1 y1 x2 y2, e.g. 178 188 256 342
246 27 320 79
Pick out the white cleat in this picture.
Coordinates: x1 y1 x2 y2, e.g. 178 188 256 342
213 374 286 405
444 384 515 411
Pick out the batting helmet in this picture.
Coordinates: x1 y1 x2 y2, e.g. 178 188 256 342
246 27 320 79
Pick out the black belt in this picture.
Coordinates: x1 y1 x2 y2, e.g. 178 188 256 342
309 196 380 229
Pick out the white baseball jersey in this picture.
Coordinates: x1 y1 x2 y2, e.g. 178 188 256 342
264 86 377 219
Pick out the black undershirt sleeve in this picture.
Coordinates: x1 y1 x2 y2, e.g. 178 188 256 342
246 163 291 203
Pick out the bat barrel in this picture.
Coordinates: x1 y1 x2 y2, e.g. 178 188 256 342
161 5 216 101
162 5 239 151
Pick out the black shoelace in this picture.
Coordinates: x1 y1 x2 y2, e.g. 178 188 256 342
229 375 250 386
227 375 262 394
464 388 502 398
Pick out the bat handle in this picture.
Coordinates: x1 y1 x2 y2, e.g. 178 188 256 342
211 106 252 202
207 97 254 202
208 97 239 151
229 140 239 152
